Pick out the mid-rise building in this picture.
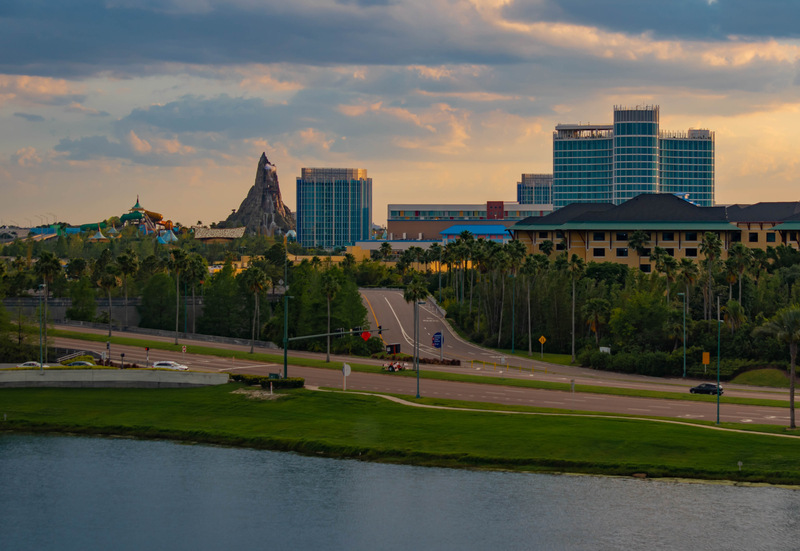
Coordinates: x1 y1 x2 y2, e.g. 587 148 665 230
552 105 715 209
387 201 552 241
517 174 553 205
296 168 372 249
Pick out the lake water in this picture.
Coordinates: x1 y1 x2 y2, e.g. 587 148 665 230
1 434 798 550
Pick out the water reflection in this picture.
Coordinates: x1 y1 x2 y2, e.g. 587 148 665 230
0 434 797 551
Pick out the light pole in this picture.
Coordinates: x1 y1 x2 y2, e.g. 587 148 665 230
716 296 721 425
48 213 57 224
38 284 44 370
511 273 515 354
416 300 426 398
678 292 686 378
438 246 442 304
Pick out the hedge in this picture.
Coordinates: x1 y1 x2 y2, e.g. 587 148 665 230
228 373 305 388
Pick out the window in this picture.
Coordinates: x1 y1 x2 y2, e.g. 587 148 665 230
593 232 605 241
749 232 759 243
593 248 605 257
685 231 698 241
616 232 628 241
792 232 798 241
616 248 629 257
538 231 548 239
556 231 564 238
642 248 651 257
665 248 674 257
640 264 652 273
685 248 697 257
767 232 776 243
556 242 566 251
662 232 674 241
731 232 741 243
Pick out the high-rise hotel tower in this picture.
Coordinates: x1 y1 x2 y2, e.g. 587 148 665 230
552 105 714 209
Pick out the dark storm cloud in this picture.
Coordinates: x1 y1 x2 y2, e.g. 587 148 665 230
503 0 800 41
13 112 45 122
0 0 517 78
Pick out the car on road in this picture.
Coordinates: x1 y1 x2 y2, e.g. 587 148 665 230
16 361 50 368
66 361 95 366
152 361 188 371
690 383 723 395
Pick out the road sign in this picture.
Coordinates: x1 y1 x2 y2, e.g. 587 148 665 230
342 363 351 376
432 332 442 348
361 331 371 342
702 352 710 364
182 345 187 353
539 336 546 345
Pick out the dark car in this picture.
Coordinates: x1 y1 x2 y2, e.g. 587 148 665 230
690 383 723 395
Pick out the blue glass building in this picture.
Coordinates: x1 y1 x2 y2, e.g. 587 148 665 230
296 168 373 249
517 174 553 205
552 105 714 209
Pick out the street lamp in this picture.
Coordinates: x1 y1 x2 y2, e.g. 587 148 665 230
38 284 44 371
415 300 426 398
438 245 442 304
511 273 515 354
678 292 686 378
48 213 57 225
716 296 722 425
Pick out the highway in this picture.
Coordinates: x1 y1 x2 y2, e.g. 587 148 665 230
49 331 794 426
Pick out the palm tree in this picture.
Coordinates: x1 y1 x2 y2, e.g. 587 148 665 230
539 239 554 258
662 256 679 302
403 277 430 371
116 250 139 328
244 266 269 354
97 265 121 338
582 298 610 344
650 246 667 275
728 242 752 304
169 248 189 344
185 253 208 334
494 250 510 347
627 230 650 271
320 271 341 362
66 257 87 279
678 258 699 301
722 299 746 335
33 251 62 362
753 306 800 429
342 253 356 271
379 242 393 265
700 232 722 321
568 253 585 362
521 254 548 356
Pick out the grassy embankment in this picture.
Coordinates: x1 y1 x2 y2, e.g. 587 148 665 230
1 384 799 484
731 369 790 388
444 317 574 366
52 329 792 409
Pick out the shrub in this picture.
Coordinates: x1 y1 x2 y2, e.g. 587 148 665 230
228 373 305 388
60 354 97 366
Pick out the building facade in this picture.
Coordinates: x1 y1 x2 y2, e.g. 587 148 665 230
512 195 800 272
387 201 552 241
552 105 714 209
296 168 373 249
517 174 553 205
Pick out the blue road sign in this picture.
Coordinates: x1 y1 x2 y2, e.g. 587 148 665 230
432 332 442 348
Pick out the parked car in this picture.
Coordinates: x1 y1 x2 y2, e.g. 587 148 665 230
152 361 188 371
66 361 95 366
16 361 50 368
690 383 723 395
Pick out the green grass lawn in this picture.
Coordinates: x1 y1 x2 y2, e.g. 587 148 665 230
2 384 799 484
444 318 574 366
52 329 796 409
732 369 791 388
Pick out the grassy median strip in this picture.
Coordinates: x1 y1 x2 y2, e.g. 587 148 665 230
1 384 798 484
53 329 791 409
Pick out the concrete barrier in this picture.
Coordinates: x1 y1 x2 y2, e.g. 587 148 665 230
0 369 229 388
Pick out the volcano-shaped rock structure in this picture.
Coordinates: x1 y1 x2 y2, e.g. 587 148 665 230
225 153 295 236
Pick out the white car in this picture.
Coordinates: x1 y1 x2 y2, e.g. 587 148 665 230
16 361 50 368
152 361 188 371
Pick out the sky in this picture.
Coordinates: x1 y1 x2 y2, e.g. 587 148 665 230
3 0 800 227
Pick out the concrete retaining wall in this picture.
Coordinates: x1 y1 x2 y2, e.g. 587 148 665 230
0 369 229 388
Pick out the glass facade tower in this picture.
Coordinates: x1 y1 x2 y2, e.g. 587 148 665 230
517 174 553 205
552 105 714 209
296 168 373 249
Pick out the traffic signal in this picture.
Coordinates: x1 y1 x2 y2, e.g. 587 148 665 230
145 347 149 351
378 325 382 335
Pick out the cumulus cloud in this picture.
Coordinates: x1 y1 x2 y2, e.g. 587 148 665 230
13 112 45 122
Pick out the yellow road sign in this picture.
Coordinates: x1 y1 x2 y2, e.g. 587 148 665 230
539 336 547 345
702 352 710 365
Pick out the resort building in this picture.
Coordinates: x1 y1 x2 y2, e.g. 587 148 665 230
511 194 800 271
296 168 373 249
387 201 552 241
517 174 553 205
552 105 715 209
441 224 511 245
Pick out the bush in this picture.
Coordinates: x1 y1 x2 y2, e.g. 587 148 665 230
371 352 413 361
60 354 96 366
228 373 305 388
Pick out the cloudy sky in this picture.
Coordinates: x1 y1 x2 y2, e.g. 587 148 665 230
2 0 800 226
